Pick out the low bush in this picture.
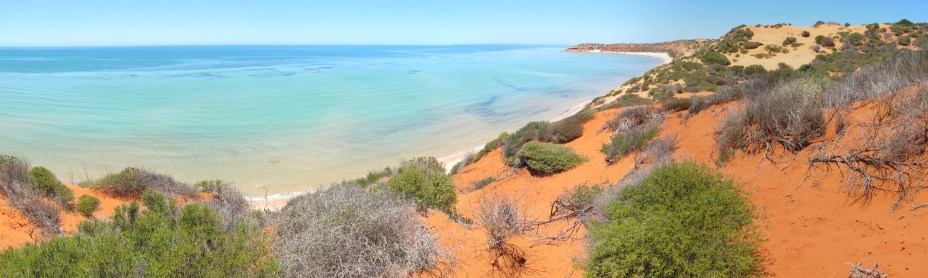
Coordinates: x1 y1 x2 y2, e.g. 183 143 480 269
716 109 748 165
659 97 692 112
819 36 836 47
0 155 60 235
744 64 767 75
384 157 456 211
449 153 474 175
516 142 587 175
76 195 100 218
815 34 825 44
898 36 911 46
699 51 731 66
87 167 198 198
275 184 448 277
847 32 866 46
600 106 654 132
745 76 827 151
548 108 596 143
602 125 659 164
473 132 508 163
475 193 532 274
0 191 277 277
28 166 73 209
743 41 763 49
782 36 798 46
599 94 652 110
802 31 811 37
472 176 496 190
502 121 551 165
586 162 762 277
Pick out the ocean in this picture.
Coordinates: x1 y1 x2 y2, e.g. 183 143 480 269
0 45 661 196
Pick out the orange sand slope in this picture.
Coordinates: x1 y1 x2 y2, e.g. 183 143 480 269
430 101 928 277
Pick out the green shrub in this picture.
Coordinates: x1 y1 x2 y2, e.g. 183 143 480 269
744 64 767 75
743 41 762 49
473 132 508 163
802 31 811 37
28 167 73 208
898 36 911 46
76 195 100 218
848 32 866 46
782 36 798 46
0 155 61 235
502 121 552 165
549 108 596 143
895 19 915 27
601 126 659 164
472 176 496 190
515 142 587 175
586 162 762 277
699 51 731 66
600 94 653 110
660 98 691 112
384 157 456 211
0 193 277 277
815 34 825 44
87 167 198 198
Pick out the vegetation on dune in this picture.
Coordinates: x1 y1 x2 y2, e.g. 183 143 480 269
699 51 731 66
515 142 587 175
0 190 277 277
384 157 456 212
28 166 74 209
586 162 762 277
76 195 101 218
472 132 509 163
274 184 449 278
0 155 61 235
86 167 198 198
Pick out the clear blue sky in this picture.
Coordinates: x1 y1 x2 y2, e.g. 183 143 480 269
1 0 926 46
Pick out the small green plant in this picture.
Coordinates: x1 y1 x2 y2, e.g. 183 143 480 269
801 30 811 37
384 157 456 211
898 36 911 46
87 167 197 198
586 162 762 277
28 167 74 209
549 108 596 143
815 34 825 44
848 32 866 46
473 132 509 163
782 36 798 46
742 41 762 49
515 142 587 175
699 51 731 66
601 126 659 164
502 121 552 165
76 195 101 218
744 64 767 75
472 176 496 190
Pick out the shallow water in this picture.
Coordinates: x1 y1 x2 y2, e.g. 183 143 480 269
0 45 660 196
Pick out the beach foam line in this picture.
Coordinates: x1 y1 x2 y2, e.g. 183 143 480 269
587 50 673 64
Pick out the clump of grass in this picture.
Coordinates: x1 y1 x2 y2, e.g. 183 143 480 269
600 94 652 110
87 167 198 198
28 166 74 209
0 155 61 236
473 132 509 163
472 176 496 190
76 195 100 218
586 162 762 277
548 108 596 144
515 142 587 175
602 125 660 164
384 157 456 212
275 184 450 277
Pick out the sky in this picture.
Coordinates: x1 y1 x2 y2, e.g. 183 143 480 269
1 0 927 46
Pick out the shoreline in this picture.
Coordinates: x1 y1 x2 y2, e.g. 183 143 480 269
588 50 673 64
248 52 669 210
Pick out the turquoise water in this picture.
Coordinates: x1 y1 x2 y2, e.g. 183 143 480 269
0 45 660 196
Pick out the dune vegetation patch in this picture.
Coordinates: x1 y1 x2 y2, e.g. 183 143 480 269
586 161 762 277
